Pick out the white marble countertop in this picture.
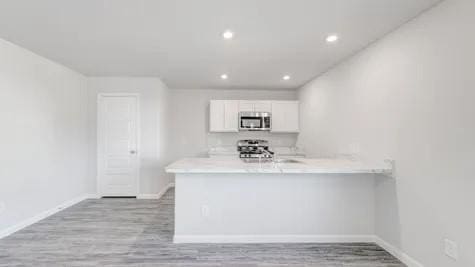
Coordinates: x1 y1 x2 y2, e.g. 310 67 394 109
165 157 393 174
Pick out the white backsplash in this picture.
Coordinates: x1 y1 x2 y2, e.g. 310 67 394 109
207 132 298 149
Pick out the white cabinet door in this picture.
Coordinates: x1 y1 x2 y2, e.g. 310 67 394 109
238 101 255 112
223 100 239 131
253 101 272 112
210 100 238 132
210 100 225 132
271 101 300 133
239 100 271 112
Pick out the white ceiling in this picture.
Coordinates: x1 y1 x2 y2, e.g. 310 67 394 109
0 0 441 89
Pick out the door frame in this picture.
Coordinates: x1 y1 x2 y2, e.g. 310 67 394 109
97 93 141 197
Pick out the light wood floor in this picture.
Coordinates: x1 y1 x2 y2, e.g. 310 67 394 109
0 189 404 266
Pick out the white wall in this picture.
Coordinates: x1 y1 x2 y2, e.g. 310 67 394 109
169 89 298 161
0 38 88 233
175 173 375 241
298 0 475 266
87 77 171 195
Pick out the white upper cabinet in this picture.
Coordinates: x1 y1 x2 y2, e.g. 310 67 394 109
210 100 299 133
209 100 239 132
238 101 254 112
271 101 300 133
253 101 272 112
239 100 272 112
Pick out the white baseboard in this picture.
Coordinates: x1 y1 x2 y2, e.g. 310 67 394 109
0 183 176 239
174 234 375 244
374 236 424 267
0 194 89 239
137 194 160 199
0 184 422 267
85 193 100 199
174 234 423 266
137 183 175 200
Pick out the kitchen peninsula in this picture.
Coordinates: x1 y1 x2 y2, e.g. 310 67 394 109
166 157 392 244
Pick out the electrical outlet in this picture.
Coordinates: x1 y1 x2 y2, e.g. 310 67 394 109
444 238 458 260
201 205 210 217
0 202 5 214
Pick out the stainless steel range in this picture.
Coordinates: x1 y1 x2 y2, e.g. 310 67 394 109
237 139 274 162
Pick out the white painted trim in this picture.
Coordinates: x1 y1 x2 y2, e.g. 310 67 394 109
97 93 141 98
0 183 175 239
374 236 424 267
0 189 423 267
173 234 424 267
137 194 160 199
137 183 175 199
85 193 101 199
174 234 375 244
0 194 89 239
158 182 175 199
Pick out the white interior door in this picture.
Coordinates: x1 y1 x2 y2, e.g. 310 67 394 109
98 94 139 197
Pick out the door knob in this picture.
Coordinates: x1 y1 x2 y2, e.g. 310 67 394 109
130 150 136 154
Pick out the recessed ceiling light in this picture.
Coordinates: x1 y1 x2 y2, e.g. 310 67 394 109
326 34 339 43
221 74 228 80
223 30 234 40
283 75 291 80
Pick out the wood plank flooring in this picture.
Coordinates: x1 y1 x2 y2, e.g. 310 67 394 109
0 189 404 266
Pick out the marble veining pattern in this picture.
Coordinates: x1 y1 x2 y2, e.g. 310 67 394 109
0 189 404 267
166 158 392 175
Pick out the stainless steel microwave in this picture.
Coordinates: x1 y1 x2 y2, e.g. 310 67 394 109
239 112 271 131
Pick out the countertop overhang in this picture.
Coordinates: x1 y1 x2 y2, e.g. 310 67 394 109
165 157 393 175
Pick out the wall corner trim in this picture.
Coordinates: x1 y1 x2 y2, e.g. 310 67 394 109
137 183 175 200
85 193 101 199
374 236 424 267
